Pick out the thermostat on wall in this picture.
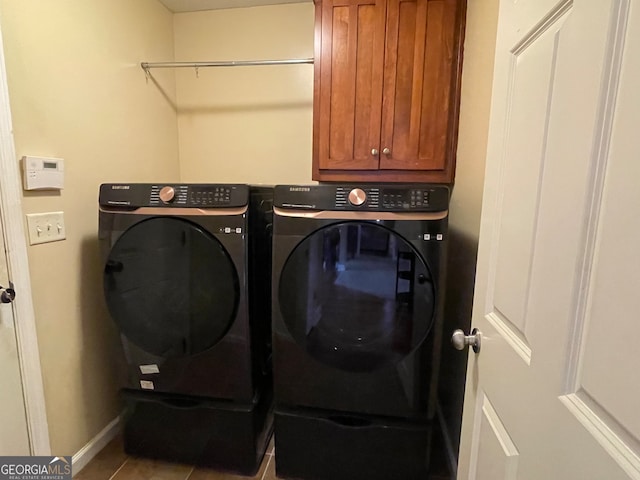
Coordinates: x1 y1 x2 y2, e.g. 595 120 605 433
22 156 64 190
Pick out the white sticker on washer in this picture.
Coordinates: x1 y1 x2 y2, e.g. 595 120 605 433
140 380 155 390
139 364 160 375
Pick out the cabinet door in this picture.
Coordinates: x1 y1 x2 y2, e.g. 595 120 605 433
380 0 459 172
316 0 387 170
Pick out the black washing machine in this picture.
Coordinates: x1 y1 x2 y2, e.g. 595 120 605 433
99 183 273 475
271 184 449 480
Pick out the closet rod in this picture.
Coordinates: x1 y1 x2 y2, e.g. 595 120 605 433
141 58 314 72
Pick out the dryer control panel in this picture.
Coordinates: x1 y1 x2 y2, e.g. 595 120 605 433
99 184 249 208
275 184 449 212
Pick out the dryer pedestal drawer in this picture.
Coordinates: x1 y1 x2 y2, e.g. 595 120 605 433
121 388 273 476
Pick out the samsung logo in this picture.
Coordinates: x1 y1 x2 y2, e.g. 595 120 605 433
111 185 130 190
289 187 311 192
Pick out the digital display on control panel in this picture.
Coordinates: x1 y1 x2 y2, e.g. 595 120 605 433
189 186 232 206
382 188 430 209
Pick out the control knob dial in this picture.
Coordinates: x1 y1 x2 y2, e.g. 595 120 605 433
159 186 176 203
348 188 367 206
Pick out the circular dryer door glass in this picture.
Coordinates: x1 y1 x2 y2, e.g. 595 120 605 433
278 222 435 372
104 217 239 357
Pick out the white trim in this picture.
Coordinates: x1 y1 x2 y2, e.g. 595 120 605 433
0 21 50 454
72 415 121 476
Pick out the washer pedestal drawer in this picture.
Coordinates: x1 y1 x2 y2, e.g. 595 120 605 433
274 406 434 480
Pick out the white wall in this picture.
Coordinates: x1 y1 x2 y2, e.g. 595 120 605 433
174 3 315 184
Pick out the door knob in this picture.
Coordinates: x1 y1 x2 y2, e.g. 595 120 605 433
371 148 379 156
0 283 16 304
382 147 391 155
451 328 481 353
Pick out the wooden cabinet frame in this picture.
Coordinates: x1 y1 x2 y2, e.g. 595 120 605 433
312 0 467 184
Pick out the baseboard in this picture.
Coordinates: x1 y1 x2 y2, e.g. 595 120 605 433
436 403 458 480
72 415 121 476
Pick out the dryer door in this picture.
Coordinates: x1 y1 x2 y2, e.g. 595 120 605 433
104 217 239 358
278 222 435 372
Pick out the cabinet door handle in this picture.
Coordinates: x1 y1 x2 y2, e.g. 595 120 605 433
382 147 391 155
371 148 379 156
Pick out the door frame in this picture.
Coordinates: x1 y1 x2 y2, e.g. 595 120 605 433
0 22 50 455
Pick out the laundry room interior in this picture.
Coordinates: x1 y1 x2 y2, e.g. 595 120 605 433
0 0 499 478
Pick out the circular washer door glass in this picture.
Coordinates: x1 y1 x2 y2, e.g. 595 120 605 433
278 222 435 372
104 217 239 357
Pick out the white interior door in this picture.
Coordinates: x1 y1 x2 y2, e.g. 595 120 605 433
457 0 640 478
0 204 30 455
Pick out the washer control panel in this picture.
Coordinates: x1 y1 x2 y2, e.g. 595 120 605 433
275 184 449 212
99 184 248 208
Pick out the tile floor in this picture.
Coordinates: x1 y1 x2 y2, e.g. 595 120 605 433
75 433 451 480
74 434 276 480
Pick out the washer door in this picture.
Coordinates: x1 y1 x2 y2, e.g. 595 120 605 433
104 217 239 358
278 222 435 372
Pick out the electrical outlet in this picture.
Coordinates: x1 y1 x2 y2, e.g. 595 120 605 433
26 212 66 245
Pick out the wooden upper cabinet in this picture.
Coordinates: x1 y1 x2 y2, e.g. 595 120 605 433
316 0 386 171
313 0 466 183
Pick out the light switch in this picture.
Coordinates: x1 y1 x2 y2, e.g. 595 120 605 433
26 212 66 245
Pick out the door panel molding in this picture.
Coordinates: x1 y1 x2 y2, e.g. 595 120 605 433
563 0 629 393
485 311 531 365
560 392 640 479
510 0 573 55
560 0 640 467
489 4 570 349
554 2 639 466
469 391 520 480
